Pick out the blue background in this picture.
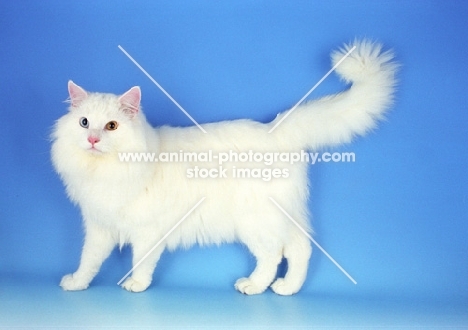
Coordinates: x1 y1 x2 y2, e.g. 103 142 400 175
1 0 467 328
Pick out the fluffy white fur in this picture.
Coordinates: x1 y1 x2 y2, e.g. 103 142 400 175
51 40 398 295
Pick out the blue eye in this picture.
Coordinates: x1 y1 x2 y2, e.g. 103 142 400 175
79 117 89 128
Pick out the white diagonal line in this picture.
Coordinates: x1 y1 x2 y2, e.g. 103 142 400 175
117 197 206 286
269 197 357 285
268 45 356 133
118 45 207 134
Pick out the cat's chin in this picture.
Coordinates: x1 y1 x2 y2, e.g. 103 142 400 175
86 147 104 155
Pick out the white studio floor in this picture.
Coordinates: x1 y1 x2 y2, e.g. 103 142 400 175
1 274 467 329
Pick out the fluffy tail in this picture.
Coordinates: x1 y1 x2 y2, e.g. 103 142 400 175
269 40 399 151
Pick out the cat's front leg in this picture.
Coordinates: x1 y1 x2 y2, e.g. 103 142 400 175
121 239 165 293
60 221 116 291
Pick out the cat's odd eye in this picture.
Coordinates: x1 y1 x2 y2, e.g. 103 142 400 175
105 121 119 131
79 117 89 128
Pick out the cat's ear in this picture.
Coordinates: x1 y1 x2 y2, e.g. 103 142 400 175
68 81 88 108
118 86 141 118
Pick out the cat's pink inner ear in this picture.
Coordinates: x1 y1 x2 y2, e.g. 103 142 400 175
119 86 141 117
68 80 88 108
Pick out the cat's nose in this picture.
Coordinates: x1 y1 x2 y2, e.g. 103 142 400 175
87 136 100 145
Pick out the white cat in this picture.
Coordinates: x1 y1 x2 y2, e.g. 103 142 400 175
51 40 398 295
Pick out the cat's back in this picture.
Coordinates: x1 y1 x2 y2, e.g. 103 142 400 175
157 119 273 153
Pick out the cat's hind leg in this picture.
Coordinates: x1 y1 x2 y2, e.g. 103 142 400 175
271 234 312 295
235 241 283 295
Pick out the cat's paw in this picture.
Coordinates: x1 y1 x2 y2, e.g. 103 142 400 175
270 278 298 296
60 274 89 291
234 277 267 295
121 277 150 293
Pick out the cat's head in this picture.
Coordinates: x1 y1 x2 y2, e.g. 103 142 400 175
52 81 150 157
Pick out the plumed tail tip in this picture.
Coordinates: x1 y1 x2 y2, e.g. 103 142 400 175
331 39 398 84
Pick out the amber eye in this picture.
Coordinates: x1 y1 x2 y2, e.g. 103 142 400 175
79 117 89 128
105 121 118 131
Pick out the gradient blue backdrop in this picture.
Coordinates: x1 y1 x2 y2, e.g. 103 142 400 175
1 1 467 328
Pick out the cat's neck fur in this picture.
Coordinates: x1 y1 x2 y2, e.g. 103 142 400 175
52 114 159 213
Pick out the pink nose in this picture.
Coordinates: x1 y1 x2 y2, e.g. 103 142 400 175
87 136 100 145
